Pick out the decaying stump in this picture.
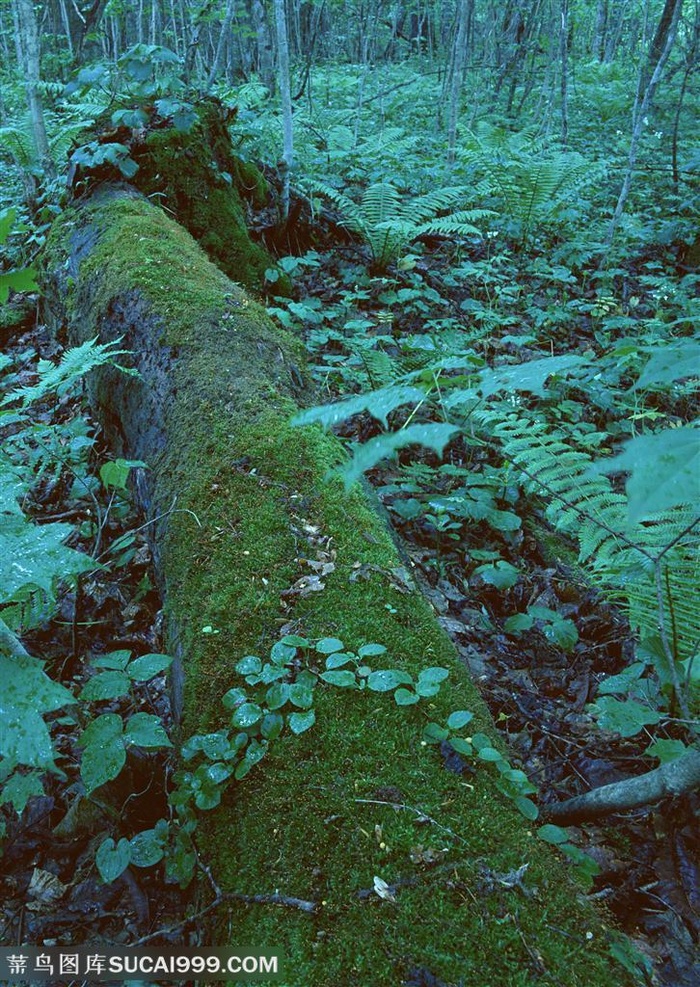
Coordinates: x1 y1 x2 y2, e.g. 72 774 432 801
69 99 274 289
41 186 627 986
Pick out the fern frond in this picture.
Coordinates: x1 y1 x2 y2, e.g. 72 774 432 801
410 186 468 223
315 183 364 226
317 181 490 268
418 209 495 237
3 338 137 409
353 347 399 389
475 405 700 662
457 122 597 237
356 127 419 161
49 122 91 163
465 121 548 161
358 183 403 226
0 123 36 168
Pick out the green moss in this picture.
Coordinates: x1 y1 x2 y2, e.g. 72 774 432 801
45 193 633 987
230 155 270 209
129 102 273 288
163 419 623 987
526 517 580 568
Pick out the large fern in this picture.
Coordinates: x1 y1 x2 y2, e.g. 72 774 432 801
457 122 596 241
0 116 91 169
317 180 493 270
472 405 700 667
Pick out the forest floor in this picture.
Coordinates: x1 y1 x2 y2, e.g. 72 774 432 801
1 227 698 987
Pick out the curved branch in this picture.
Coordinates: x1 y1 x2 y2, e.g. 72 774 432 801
542 748 700 825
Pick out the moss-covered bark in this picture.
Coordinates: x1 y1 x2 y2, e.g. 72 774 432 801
73 100 273 289
131 103 272 288
42 187 632 987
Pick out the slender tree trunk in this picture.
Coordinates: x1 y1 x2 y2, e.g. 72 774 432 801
74 0 110 63
252 0 275 92
671 14 699 190
14 0 52 170
58 0 74 56
0 7 9 61
184 0 217 82
607 0 684 245
274 0 294 222
604 0 629 61
559 0 569 145
11 0 23 67
149 0 158 45
207 0 236 89
447 0 470 168
111 14 119 61
168 0 179 55
594 0 608 59
292 0 326 100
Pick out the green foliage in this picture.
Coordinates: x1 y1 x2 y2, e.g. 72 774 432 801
142 632 548 888
70 141 139 179
0 648 75 777
3 336 136 408
0 207 39 304
505 605 579 652
63 45 199 188
81 711 171 794
0 119 88 173
80 650 172 701
67 45 196 134
316 180 493 270
457 123 599 244
421 711 539 820
0 337 151 832
592 426 699 523
0 338 136 634
475 403 699 677
295 344 700 733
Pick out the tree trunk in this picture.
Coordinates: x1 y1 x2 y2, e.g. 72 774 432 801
273 0 294 220
606 0 684 244
58 0 74 57
207 0 236 89
559 0 569 145
252 0 275 93
14 0 52 170
74 0 110 63
40 184 628 987
446 0 471 168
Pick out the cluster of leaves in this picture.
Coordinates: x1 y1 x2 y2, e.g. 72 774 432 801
0 337 159 826
315 181 493 272
148 635 457 886
65 45 197 181
291 325 699 747
96 631 596 890
0 208 39 303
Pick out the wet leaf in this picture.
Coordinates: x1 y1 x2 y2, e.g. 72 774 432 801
96 837 131 883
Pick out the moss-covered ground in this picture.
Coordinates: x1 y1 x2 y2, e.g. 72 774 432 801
44 192 634 986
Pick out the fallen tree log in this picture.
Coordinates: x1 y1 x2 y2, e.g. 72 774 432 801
42 185 630 986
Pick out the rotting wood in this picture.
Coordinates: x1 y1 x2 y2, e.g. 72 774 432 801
41 184 632 987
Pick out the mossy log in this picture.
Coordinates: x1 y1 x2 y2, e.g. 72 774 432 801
71 100 273 289
42 187 630 987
